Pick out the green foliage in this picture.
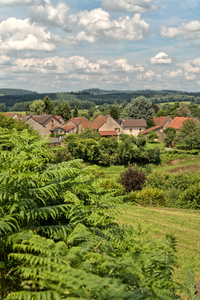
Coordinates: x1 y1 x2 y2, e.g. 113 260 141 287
163 127 176 147
110 105 119 119
146 170 171 189
51 147 74 164
177 184 200 209
128 96 154 121
0 103 6 112
136 134 146 147
43 96 54 114
0 113 31 132
147 118 156 129
120 165 146 193
56 101 71 121
29 99 45 115
176 119 200 150
0 127 184 299
136 187 166 206
156 109 167 117
79 127 101 141
147 131 159 143
73 105 79 117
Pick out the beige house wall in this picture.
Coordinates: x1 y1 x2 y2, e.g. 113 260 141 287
123 126 146 137
43 117 62 135
99 115 123 133
25 118 45 136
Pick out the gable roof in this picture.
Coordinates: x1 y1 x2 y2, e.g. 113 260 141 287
36 114 54 124
140 125 162 135
89 115 107 129
166 117 195 130
64 117 90 128
153 116 171 127
121 119 147 127
35 114 62 125
62 125 76 132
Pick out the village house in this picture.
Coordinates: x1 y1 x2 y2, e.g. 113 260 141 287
140 116 172 141
89 114 123 138
166 116 199 132
25 116 46 136
119 119 147 137
64 117 91 134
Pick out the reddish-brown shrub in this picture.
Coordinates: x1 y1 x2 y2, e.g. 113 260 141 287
120 166 146 193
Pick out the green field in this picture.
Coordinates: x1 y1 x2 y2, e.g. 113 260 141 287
114 204 200 285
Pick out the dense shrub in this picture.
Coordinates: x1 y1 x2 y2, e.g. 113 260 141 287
146 148 161 164
165 188 183 208
51 147 74 164
172 174 199 191
120 166 145 193
177 184 200 209
146 170 170 190
136 135 146 147
136 187 166 206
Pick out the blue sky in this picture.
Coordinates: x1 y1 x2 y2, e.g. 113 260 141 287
0 0 200 92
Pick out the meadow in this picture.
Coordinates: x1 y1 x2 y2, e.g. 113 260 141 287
100 151 200 287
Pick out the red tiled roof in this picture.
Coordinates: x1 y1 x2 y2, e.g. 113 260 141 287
89 115 106 129
153 116 171 127
99 131 118 136
62 125 75 132
121 119 147 127
140 125 162 135
64 117 90 128
166 117 195 130
4 113 16 117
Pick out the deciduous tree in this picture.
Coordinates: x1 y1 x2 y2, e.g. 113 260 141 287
128 96 154 121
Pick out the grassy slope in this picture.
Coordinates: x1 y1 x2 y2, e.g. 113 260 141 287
100 150 200 284
114 204 200 283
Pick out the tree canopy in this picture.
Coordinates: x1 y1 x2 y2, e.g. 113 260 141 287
128 96 154 121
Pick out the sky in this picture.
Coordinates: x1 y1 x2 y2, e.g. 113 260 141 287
0 0 200 93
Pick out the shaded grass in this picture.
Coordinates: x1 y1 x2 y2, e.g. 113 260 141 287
114 204 200 282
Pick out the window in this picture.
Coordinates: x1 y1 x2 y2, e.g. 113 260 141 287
51 125 54 129
115 128 119 132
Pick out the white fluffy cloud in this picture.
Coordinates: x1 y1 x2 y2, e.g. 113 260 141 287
0 55 10 65
0 18 56 52
30 0 69 27
11 56 144 77
0 0 32 6
101 0 158 13
150 52 172 64
160 21 200 40
68 9 150 43
178 58 200 74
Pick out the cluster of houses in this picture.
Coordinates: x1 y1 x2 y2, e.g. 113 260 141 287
4 112 198 141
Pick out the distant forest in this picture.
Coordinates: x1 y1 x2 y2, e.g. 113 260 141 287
0 88 200 111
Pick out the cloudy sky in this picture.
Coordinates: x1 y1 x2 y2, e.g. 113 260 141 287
1 0 200 92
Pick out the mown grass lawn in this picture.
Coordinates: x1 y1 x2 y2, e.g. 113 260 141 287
113 204 200 284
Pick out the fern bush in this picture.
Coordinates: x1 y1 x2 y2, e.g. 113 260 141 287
0 128 182 299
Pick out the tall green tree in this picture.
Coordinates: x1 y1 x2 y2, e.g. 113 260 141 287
56 101 71 121
30 99 45 115
73 105 79 117
43 96 54 114
176 119 200 149
128 96 154 121
110 105 119 119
